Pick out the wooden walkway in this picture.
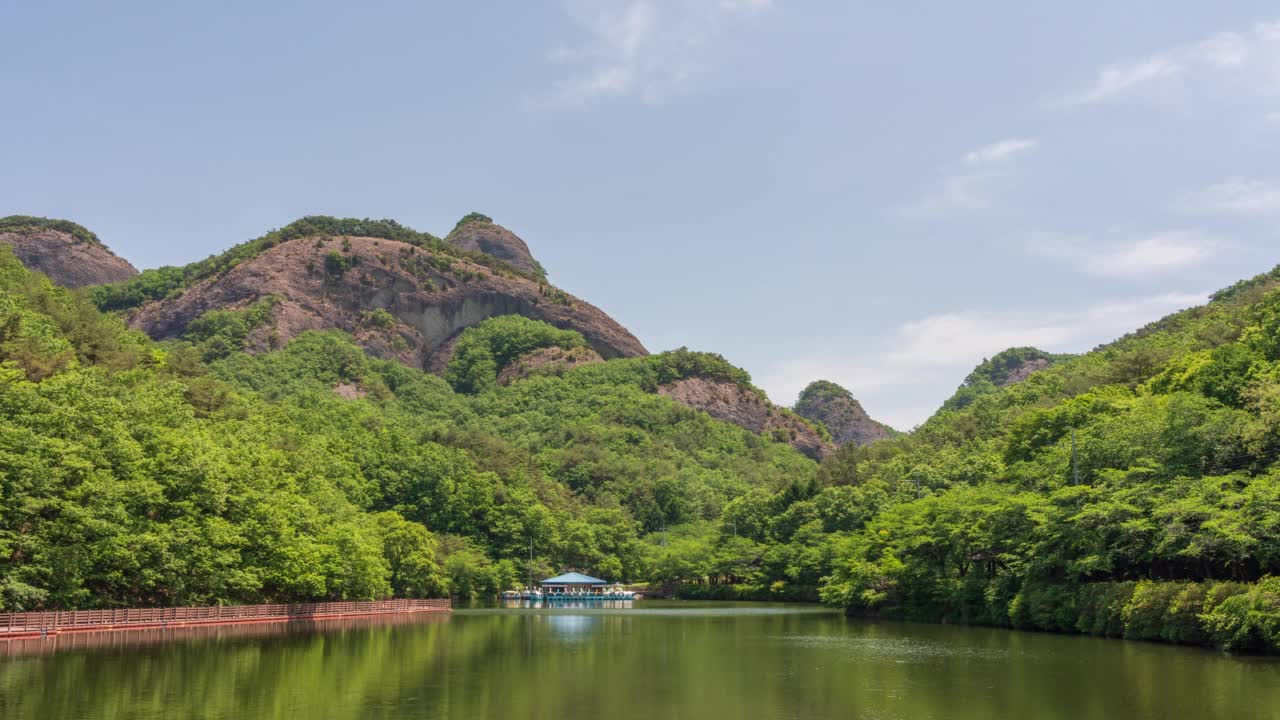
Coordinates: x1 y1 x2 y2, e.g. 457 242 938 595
0 599 451 639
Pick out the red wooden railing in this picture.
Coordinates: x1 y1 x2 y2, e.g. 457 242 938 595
0 598 450 636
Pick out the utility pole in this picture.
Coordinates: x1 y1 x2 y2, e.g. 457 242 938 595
1071 429 1079 486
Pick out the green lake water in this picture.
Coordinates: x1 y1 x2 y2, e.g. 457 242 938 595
2 601 1278 719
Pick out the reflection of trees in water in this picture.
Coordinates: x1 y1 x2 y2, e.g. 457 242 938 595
2 615 456 719
3 611 1275 720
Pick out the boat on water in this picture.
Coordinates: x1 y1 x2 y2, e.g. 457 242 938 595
501 572 638 602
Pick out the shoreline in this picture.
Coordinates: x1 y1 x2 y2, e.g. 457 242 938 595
0 598 450 641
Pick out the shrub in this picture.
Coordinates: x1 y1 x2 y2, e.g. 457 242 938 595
184 296 280 361
1123 581 1182 641
1201 577 1280 653
1074 583 1135 637
361 309 395 329
1163 583 1211 645
324 251 353 276
445 315 587 394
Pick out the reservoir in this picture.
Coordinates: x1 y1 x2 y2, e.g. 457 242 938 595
2 601 1277 719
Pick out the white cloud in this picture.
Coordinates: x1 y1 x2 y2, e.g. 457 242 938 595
900 138 1038 218
963 138 1038 165
1187 178 1280 214
1062 20 1280 106
1031 230 1218 278
1087 234 1216 276
1078 57 1184 104
756 292 1206 430
543 0 772 106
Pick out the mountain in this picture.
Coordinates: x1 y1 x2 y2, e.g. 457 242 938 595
793 380 895 447
0 216 137 287
95 216 646 370
76 214 831 458
0 245 817 610
811 264 1280 652
939 346 1073 412
5 211 1280 651
660 376 834 460
444 213 544 278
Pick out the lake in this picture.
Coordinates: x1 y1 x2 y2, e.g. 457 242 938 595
2 601 1278 719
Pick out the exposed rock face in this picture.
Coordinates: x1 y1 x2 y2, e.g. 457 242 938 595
968 347 1060 388
497 346 603 385
793 380 892 448
129 235 646 366
999 357 1051 386
940 346 1066 413
0 228 137 288
659 377 835 460
333 382 367 400
444 216 542 277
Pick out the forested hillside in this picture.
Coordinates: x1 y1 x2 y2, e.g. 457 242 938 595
0 247 814 610
5 222 1280 653
761 266 1280 652
620 264 1280 653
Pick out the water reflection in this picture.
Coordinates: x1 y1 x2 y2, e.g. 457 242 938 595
543 614 598 641
498 599 635 610
3 602 1279 720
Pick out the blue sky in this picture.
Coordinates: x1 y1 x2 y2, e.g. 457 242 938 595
3 1 1279 428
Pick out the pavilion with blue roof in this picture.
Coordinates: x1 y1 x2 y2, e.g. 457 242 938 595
538 572 634 600
542 572 608 587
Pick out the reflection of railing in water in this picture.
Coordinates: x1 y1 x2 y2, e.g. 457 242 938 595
0 599 451 640
500 599 635 610
0 611 451 658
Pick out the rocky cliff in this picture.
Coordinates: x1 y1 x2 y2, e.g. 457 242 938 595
940 346 1070 412
97 213 831 459
0 216 137 288
659 377 835 460
444 214 543 278
793 380 893 447
128 233 646 367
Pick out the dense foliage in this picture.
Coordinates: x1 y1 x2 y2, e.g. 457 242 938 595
940 346 1072 412
802 270 1280 652
444 315 588 394
9 228 1280 653
0 248 813 609
630 268 1280 653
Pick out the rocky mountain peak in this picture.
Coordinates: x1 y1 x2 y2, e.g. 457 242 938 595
939 347 1071 413
793 380 894 447
444 213 544 279
966 347 1062 388
659 376 835 460
126 228 646 369
0 216 138 287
